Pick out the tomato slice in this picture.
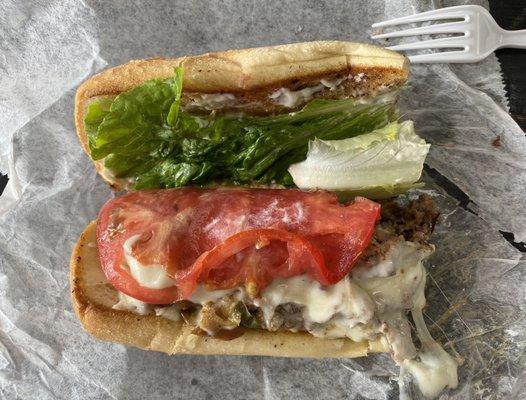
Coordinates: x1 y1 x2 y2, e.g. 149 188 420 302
174 229 326 298
96 188 380 304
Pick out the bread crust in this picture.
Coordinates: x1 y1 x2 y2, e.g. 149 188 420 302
74 41 408 190
70 221 389 357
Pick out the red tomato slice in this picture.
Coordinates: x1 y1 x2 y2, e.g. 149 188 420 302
96 188 380 304
174 229 326 299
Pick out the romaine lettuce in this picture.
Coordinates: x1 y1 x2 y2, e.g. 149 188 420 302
85 68 398 189
288 121 430 191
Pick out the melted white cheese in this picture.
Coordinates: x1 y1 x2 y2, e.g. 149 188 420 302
357 242 458 397
356 242 430 314
320 76 347 90
113 292 183 322
356 89 399 105
189 285 241 304
155 305 182 322
351 257 395 279
269 84 325 108
308 316 374 342
187 93 236 109
122 235 175 289
400 309 458 399
397 245 458 398
113 292 153 315
255 275 374 328
354 72 365 82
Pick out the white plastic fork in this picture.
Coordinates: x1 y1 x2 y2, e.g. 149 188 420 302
371 5 526 63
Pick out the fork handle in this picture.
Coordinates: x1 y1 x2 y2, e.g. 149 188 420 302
501 30 526 49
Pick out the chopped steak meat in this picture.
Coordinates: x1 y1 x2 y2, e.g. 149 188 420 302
380 194 439 243
256 303 305 332
197 296 243 334
358 194 439 267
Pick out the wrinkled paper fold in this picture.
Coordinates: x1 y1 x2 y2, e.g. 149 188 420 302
0 1 524 399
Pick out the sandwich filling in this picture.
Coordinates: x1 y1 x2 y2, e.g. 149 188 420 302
110 193 436 349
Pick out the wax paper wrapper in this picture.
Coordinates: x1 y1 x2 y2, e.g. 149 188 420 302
0 0 524 399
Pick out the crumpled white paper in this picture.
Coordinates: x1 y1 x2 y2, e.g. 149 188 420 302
0 0 524 399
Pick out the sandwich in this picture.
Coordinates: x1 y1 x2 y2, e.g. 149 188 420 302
71 41 458 398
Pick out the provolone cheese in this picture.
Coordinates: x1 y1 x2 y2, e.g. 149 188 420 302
123 235 176 289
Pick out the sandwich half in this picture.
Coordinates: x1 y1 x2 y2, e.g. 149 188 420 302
71 188 435 359
74 41 421 194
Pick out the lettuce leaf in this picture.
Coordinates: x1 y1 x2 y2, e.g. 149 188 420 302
85 68 397 189
288 121 430 192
